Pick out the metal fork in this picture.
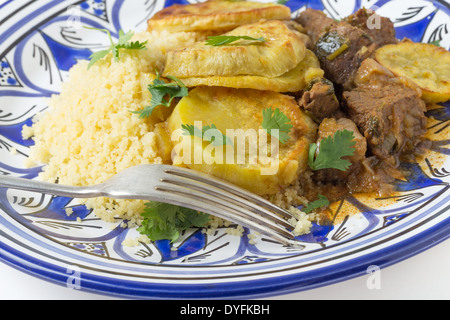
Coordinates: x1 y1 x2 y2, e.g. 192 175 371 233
0 164 300 246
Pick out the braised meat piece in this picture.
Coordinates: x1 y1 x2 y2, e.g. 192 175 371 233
343 84 427 160
352 58 422 95
295 8 335 47
284 20 314 50
344 8 397 47
314 21 377 89
299 78 340 121
343 58 427 159
298 8 398 90
313 117 367 183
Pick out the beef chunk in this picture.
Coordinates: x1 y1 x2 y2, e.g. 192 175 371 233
352 58 423 95
313 117 367 182
344 8 397 47
344 58 427 159
295 8 335 47
343 85 427 159
284 20 313 49
298 8 397 90
299 78 340 121
314 21 377 89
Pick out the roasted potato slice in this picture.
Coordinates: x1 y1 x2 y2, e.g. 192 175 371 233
147 0 291 33
167 87 318 196
375 42 450 103
163 20 307 79
177 49 324 92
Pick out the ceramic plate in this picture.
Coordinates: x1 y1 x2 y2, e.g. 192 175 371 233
0 0 449 299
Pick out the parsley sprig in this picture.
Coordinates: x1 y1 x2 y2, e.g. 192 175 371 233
85 27 147 69
429 39 441 47
181 124 233 147
205 35 266 46
132 72 188 118
308 129 356 171
302 195 330 214
262 107 293 144
137 202 210 243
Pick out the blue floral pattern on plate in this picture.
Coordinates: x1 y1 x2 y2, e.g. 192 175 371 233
0 0 449 299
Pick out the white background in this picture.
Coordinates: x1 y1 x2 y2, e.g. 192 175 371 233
0 239 448 300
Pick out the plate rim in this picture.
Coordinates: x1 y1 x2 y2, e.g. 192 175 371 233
1 204 449 299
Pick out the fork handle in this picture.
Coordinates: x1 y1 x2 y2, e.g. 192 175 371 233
0 175 101 198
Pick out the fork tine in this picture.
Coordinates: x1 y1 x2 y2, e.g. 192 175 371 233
153 184 298 246
158 176 295 230
161 166 295 220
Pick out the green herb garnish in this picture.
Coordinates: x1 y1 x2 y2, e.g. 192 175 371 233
132 72 188 118
277 0 288 4
261 107 293 144
181 123 233 147
85 27 147 69
429 39 441 47
308 129 356 171
137 202 210 243
302 195 330 214
205 35 266 46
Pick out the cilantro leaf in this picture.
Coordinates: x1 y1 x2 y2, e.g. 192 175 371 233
132 72 188 118
84 27 147 68
308 129 356 171
87 49 111 69
137 202 210 243
205 35 266 46
115 29 148 53
181 123 233 146
181 123 200 137
202 124 234 147
117 29 133 46
302 195 330 214
429 39 441 47
261 107 293 144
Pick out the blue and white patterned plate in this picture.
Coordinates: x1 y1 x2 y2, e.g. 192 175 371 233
0 0 449 299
